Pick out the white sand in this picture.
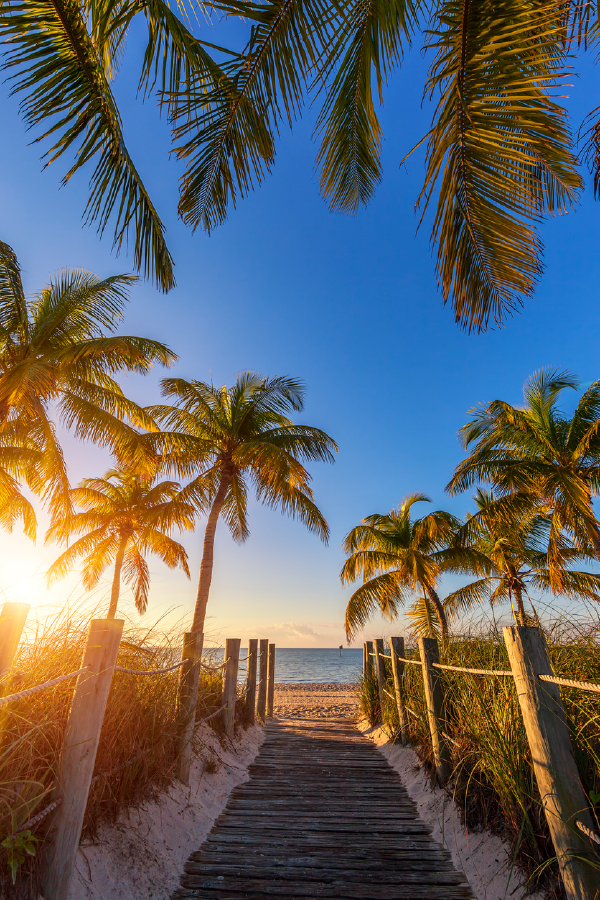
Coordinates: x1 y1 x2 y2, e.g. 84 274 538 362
67 722 264 900
359 721 544 900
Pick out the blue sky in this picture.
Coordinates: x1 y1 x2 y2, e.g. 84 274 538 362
1 22 599 646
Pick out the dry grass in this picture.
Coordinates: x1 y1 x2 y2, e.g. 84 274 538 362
0 602 226 897
360 614 600 899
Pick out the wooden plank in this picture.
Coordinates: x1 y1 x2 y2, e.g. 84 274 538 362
177 632 204 785
221 638 240 739
418 637 450 785
504 625 598 900
266 642 275 717
42 618 123 900
173 717 473 900
244 638 258 724
390 636 408 744
256 639 268 721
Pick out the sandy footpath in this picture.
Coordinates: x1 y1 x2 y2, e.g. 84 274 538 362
68 723 264 900
273 681 358 719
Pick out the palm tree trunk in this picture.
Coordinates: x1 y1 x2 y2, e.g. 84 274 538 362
191 473 232 634
426 585 448 643
108 537 127 619
513 583 526 626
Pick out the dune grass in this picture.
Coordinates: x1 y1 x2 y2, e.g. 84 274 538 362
360 616 600 898
0 603 227 897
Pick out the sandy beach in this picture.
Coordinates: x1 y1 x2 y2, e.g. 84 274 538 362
273 681 358 719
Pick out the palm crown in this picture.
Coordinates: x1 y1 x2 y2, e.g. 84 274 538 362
447 369 600 591
0 241 175 522
46 463 195 618
340 493 460 642
444 489 600 625
149 372 337 633
1 0 591 323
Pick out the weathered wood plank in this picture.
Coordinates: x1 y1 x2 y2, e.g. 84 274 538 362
173 717 473 900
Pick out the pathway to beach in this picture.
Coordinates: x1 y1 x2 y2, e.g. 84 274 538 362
173 684 473 899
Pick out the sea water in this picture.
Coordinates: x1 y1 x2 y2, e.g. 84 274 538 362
211 647 362 684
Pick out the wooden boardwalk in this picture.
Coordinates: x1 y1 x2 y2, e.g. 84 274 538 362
173 719 474 899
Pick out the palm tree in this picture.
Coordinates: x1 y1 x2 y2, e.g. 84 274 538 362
165 0 585 331
444 489 600 626
447 369 600 592
2 0 591 323
148 372 337 634
46 464 195 618
340 494 460 642
0 241 175 519
0 0 237 289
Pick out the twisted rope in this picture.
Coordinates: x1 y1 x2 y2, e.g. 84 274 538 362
577 820 600 846
115 662 183 676
432 662 512 677
200 658 230 671
195 702 228 726
16 798 62 834
0 667 89 707
539 674 600 694
393 656 422 666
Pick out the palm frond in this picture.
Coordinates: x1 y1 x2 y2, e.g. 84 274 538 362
418 0 580 331
0 0 174 289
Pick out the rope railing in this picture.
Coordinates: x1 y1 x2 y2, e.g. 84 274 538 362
16 798 62 834
577 820 600 846
115 661 184 676
199 658 230 671
432 662 513 677
0 666 90 708
394 655 422 666
539 673 600 694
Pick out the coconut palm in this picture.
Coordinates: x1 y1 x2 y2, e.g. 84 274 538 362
447 368 600 592
0 0 237 289
46 464 195 618
444 489 600 626
148 372 337 633
0 241 175 519
340 494 460 642
166 0 587 331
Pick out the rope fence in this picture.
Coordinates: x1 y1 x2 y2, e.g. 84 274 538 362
432 662 513 677
115 661 184 675
0 666 90 707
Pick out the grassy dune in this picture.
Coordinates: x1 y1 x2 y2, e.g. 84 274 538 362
360 617 600 898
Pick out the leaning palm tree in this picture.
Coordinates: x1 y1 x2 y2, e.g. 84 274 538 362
0 241 175 518
447 369 600 592
46 464 195 619
148 373 337 634
445 489 600 626
340 494 460 642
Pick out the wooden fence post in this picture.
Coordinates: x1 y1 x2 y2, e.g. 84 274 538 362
245 638 258 724
390 636 408 745
221 639 241 739
418 637 450 785
365 640 374 681
0 602 29 681
373 638 386 723
504 626 598 900
266 643 276 718
41 618 123 900
176 632 204 785
362 642 367 679
256 639 268 721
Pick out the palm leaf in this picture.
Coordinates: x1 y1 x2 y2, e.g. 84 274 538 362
417 0 581 331
0 0 174 290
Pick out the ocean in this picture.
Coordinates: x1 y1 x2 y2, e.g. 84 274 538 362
211 647 363 684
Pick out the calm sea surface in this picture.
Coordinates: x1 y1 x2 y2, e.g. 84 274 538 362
211 647 362 684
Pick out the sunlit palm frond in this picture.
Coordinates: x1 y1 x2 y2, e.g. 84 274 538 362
406 594 441 641
0 0 174 289
417 0 580 331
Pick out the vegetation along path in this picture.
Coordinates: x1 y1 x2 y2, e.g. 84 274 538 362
173 718 473 899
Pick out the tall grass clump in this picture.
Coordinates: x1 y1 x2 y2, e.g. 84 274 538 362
361 615 600 898
0 603 225 897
